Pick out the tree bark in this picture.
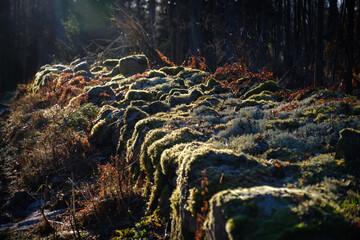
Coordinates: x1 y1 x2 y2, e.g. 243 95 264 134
148 0 156 47
314 0 324 87
345 0 354 94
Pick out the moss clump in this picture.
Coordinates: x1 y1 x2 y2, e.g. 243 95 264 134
168 88 203 107
146 129 204 214
243 81 280 99
248 91 276 101
239 99 274 108
265 119 300 130
170 146 269 239
146 70 167 78
32 68 59 92
140 129 170 186
204 186 350 240
90 119 107 141
124 90 153 102
177 68 204 79
159 66 184 76
127 117 166 163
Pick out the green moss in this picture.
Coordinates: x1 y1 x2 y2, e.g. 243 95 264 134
240 99 275 107
159 66 184 76
147 129 203 214
176 68 204 79
89 119 106 140
204 186 349 240
146 70 167 78
140 128 170 180
148 127 203 168
248 91 276 101
124 90 153 102
169 145 269 239
265 119 300 130
243 81 280 99
127 117 166 162
32 69 59 92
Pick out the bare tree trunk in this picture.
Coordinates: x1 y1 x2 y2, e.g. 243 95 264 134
148 0 156 47
345 0 354 94
314 0 324 87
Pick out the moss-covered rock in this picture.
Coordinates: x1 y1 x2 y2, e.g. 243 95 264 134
335 128 360 163
89 105 125 148
177 68 204 79
119 54 148 75
146 70 167 78
204 186 351 240
170 146 270 239
248 91 276 101
159 66 184 76
127 117 166 163
243 81 280 99
265 119 300 130
168 88 203 107
32 68 59 92
124 90 153 102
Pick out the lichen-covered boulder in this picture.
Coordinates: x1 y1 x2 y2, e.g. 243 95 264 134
119 54 148 75
170 146 270 239
177 68 204 79
265 119 301 130
204 186 352 240
243 80 280 99
247 91 276 101
89 105 125 147
116 106 150 155
168 88 203 107
159 66 184 76
146 70 167 78
124 90 153 102
126 117 166 165
335 128 360 163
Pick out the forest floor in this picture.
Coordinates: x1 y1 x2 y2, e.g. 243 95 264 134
0 55 360 239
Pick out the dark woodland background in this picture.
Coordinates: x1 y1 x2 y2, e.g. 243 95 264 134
0 0 359 94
